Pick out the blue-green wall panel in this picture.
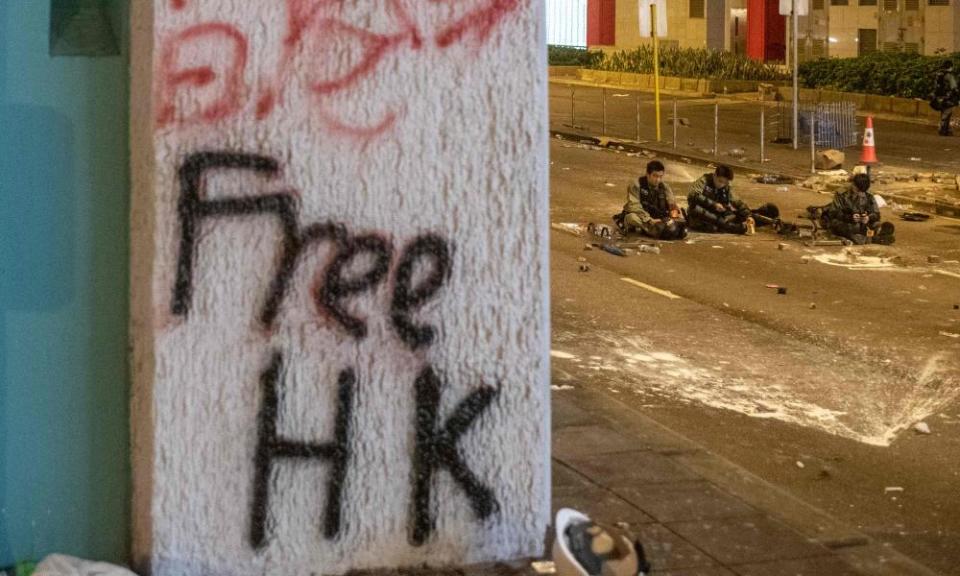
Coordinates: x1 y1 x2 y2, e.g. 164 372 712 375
0 0 130 566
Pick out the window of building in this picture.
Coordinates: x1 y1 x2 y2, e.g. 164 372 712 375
858 29 878 55
830 0 849 5
883 0 898 10
859 0 877 6
813 0 826 8
690 0 705 18
811 38 827 57
49 0 120 56
929 0 950 5
905 0 919 9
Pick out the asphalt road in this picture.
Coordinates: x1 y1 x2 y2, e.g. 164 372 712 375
549 139 960 574
549 83 960 174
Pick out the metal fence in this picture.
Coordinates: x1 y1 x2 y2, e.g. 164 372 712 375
776 101 859 149
546 0 587 47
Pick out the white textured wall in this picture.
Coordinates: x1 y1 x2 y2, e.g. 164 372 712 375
130 2 549 575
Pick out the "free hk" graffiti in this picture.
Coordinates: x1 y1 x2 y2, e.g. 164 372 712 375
170 151 501 549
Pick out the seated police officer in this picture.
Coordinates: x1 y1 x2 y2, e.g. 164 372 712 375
617 160 687 240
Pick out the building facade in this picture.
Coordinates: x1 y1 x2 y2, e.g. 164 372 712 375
586 0 960 60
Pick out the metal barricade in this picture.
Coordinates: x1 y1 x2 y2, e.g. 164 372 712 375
778 101 858 149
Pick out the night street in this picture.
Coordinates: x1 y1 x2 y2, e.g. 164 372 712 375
549 138 960 574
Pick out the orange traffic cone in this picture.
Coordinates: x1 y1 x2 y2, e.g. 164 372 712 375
861 116 878 164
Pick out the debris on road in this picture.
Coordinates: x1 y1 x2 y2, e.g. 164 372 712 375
928 255 942 264
531 560 557 574
914 422 932 434
810 303 817 309
552 222 584 237
801 256 812 263
579 264 591 272
551 385 575 391
668 117 690 127
815 149 845 170
584 243 594 251
796 461 805 469
910 157 922 162
726 148 746 158
778 243 788 251
885 486 905 493
776 186 789 193
598 244 627 257
605 182 616 187
900 212 932 222
638 245 661 255
940 331 960 339
778 287 788 295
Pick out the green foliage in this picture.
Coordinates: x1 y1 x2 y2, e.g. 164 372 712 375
547 45 604 67
590 46 788 81
798 52 960 98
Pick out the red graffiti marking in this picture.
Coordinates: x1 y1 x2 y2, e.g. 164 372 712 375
317 105 399 141
436 0 523 48
157 23 248 128
172 0 187 10
157 1 525 135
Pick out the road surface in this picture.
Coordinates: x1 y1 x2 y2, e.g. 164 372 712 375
549 139 960 574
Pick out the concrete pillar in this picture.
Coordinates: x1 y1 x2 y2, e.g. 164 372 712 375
129 2 549 575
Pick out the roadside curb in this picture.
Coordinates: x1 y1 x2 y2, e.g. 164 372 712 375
557 384 941 576
551 129 806 180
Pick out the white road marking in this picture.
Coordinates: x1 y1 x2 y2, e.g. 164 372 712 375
621 277 682 300
934 269 960 280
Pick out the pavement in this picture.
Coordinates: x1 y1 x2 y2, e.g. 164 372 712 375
544 139 960 575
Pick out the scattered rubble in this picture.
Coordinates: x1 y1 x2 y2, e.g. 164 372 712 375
928 255 942 264
885 486 905 493
815 149 845 170
796 461 805 469
914 422 932 435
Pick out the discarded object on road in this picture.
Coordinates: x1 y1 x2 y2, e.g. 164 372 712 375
804 239 846 247
584 243 594 251
778 243 788 251
553 508 651 576
587 223 613 240
531 560 558 574
940 331 960 338
900 212 932 222
553 222 584 237
579 264 591 272
801 256 812 263
33 555 138 576
777 287 788 295
796 461 805 468
885 486 904 493
638 245 661 255
599 244 627 257
929 255 942 264
809 303 817 309
815 149 845 171
914 422 932 435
